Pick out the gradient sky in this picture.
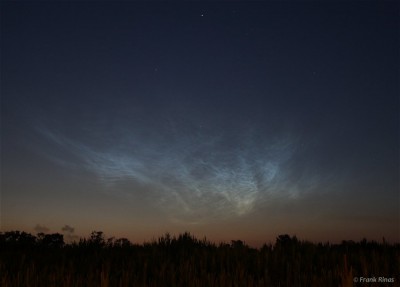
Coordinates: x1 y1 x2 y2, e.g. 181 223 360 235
1 1 399 246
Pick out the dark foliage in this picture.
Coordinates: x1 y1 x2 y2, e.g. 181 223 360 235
0 231 398 287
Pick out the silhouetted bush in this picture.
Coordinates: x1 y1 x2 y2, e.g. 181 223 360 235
0 231 398 287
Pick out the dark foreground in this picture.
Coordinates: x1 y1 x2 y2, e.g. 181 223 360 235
0 231 399 287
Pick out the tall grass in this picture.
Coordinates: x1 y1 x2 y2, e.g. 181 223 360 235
0 231 398 287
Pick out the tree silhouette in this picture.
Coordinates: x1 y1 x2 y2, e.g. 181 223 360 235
37 232 64 247
0 230 398 287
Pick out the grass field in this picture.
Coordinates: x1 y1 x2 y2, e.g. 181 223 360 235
0 231 398 287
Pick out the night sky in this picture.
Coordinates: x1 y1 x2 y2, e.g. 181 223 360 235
1 2 399 246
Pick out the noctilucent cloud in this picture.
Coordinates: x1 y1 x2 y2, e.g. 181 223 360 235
1 2 398 246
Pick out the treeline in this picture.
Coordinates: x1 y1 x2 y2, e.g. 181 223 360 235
0 231 399 287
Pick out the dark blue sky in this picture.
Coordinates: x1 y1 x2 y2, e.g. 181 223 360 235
1 2 399 245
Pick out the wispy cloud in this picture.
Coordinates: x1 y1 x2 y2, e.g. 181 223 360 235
61 225 75 233
61 225 79 242
36 119 306 222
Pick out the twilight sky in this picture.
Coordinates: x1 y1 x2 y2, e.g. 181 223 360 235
1 2 399 246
